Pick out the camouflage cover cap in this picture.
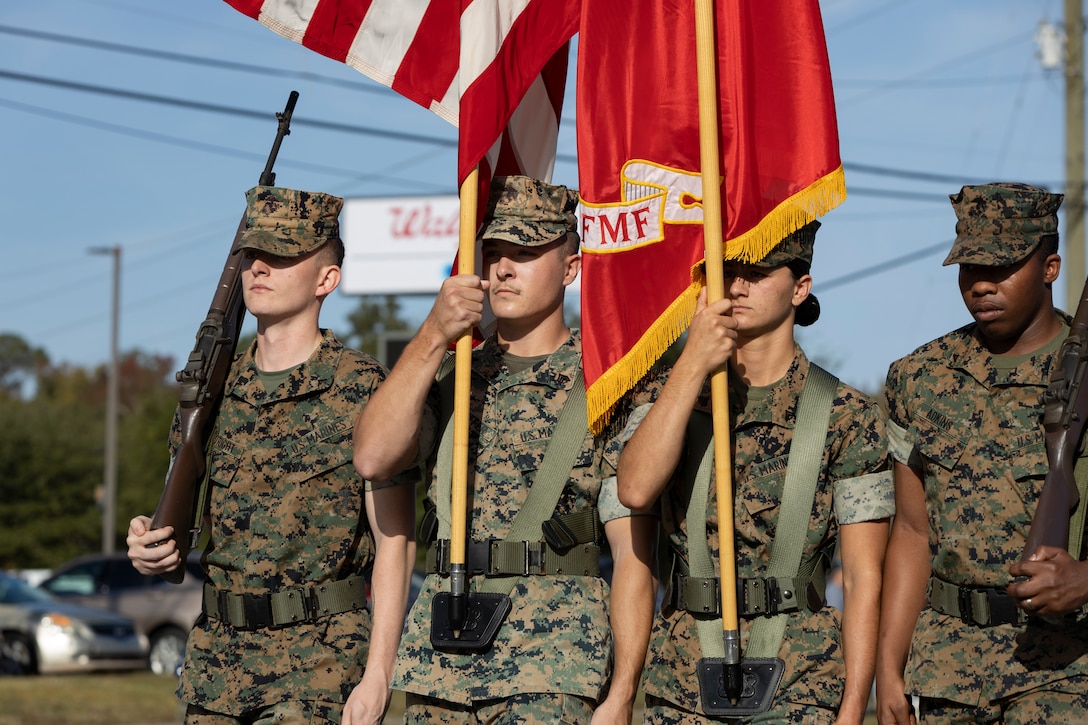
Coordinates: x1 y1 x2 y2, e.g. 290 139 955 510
943 182 1062 266
478 175 579 246
754 220 820 267
238 186 343 258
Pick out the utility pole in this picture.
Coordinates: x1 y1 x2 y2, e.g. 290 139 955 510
90 245 121 553
1066 0 1085 312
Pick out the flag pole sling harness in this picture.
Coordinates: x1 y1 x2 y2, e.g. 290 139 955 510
429 358 591 651
691 365 837 716
429 167 598 650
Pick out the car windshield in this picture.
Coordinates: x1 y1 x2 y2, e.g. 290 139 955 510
0 573 55 604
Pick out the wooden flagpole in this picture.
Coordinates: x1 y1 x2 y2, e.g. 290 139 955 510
693 0 742 699
448 166 479 629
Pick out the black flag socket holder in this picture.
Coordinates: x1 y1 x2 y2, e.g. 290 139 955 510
697 656 785 717
431 591 511 653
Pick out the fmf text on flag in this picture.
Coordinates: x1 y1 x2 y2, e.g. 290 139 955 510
577 0 846 433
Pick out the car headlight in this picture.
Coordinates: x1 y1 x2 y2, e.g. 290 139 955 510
37 613 92 640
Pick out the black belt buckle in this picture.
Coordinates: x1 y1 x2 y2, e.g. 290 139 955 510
763 577 780 615
742 578 779 616
984 588 1019 626
467 540 490 575
526 542 543 575
432 540 450 574
215 590 230 621
660 573 680 614
957 585 975 624
541 516 577 551
305 586 322 621
240 592 273 630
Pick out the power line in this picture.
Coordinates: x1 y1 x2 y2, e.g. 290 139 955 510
3 23 1047 185
3 67 1026 191
839 28 1037 106
0 97 453 193
844 161 1059 188
0 23 394 96
821 240 951 292
0 68 460 149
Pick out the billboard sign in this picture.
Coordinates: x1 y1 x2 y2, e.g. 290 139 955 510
341 195 459 295
340 194 582 298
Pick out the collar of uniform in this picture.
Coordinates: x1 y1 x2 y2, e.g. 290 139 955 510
227 328 342 405
728 344 808 431
693 344 808 429
474 329 581 393
947 312 1069 388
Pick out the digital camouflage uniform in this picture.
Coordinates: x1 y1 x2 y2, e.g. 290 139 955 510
883 182 1088 720
886 319 1088 708
394 331 635 707
169 186 410 721
638 348 894 720
175 330 407 718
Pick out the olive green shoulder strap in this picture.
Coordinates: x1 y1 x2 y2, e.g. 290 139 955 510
433 355 589 594
690 365 838 659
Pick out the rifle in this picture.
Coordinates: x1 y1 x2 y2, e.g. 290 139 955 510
150 91 299 583
1023 276 1088 560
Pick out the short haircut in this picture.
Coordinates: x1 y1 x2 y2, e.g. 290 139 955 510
319 237 346 267
562 230 580 255
1040 234 1059 257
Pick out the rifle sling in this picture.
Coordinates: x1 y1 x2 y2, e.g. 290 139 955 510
1073 453 1088 559
688 365 838 660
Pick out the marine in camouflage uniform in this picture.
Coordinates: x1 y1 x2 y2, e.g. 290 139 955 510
619 223 894 723
128 187 415 725
353 176 657 724
877 183 1088 724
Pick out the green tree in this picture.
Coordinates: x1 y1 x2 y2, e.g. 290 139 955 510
345 294 413 359
0 332 47 399
0 350 178 568
0 393 102 567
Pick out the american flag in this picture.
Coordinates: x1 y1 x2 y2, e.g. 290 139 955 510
224 0 578 185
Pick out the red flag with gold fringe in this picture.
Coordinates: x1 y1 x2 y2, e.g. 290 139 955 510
576 0 846 432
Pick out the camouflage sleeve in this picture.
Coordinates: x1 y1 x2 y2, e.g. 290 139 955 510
597 376 668 522
885 417 918 467
365 377 431 493
828 386 892 521
834 471 895 523
884 357 923 469
598 475 642 522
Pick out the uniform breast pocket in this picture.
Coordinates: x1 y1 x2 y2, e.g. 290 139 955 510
207 439 241 490
510 435 550 475
911 406 968 471
510 434 594 472
278 429 354 487
739 455 787 532
1009 438 1048 494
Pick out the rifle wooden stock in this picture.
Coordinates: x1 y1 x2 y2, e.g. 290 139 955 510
149 92 298 583
1023 276 1088 560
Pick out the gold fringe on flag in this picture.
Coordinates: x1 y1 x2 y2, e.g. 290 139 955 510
587 279 702 435
725 164 847 263
586 165 847 435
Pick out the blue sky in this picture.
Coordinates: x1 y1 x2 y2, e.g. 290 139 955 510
0 0 1072 393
